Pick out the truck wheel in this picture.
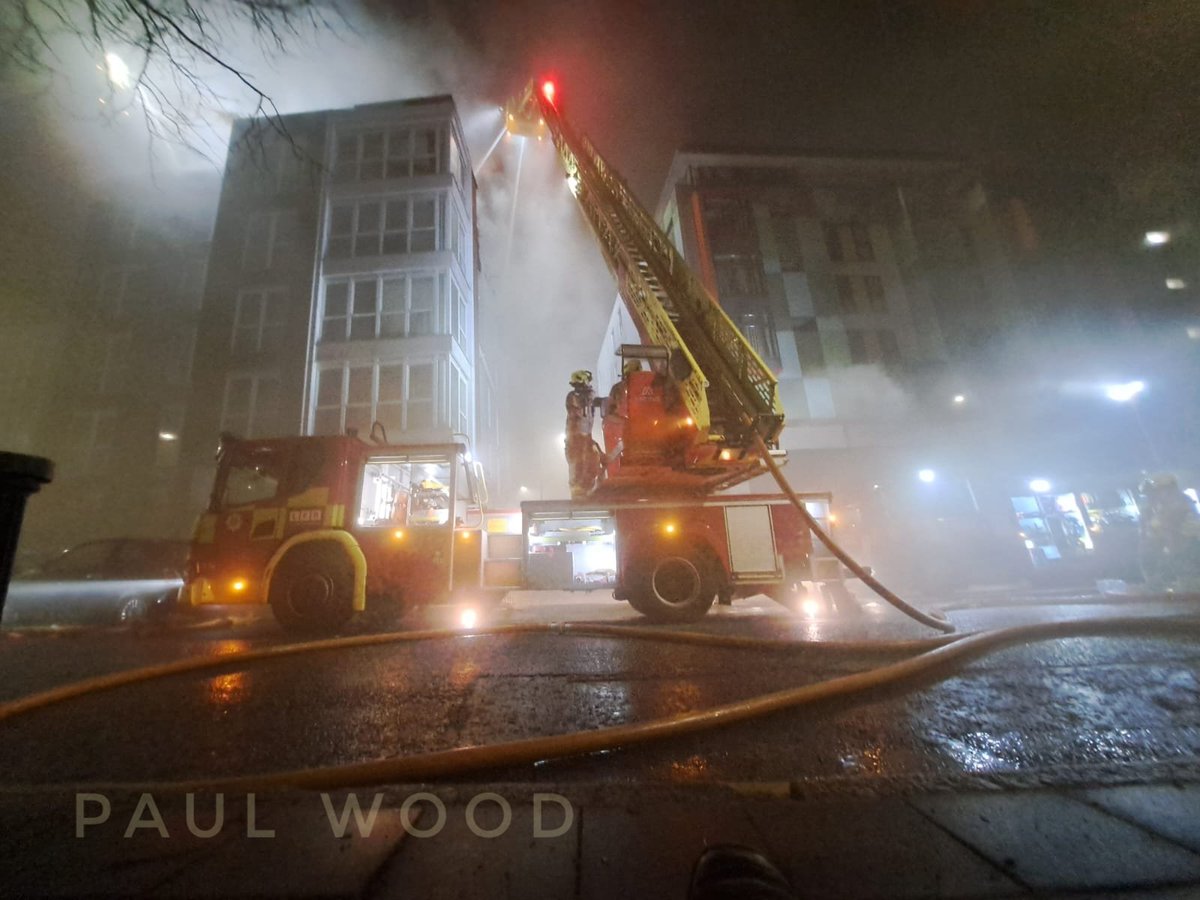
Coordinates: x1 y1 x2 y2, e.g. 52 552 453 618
269 544 355 634
627 551 716 623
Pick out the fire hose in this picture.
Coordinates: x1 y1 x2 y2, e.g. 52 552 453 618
1 615 1198 792
751 433 956 634
1 446 1196 791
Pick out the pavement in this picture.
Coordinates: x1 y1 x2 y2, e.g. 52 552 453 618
4 780 1200 897
1 586 1199 897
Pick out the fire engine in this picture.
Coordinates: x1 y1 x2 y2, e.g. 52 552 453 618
184 80 847 632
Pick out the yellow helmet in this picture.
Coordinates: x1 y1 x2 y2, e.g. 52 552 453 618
570 369 593 386
622 360 642 377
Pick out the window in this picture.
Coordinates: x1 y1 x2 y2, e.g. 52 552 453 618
823 223 844 263
451 279 469 349
408 363 434 431
345 366 373 435
738 312 779 362
335 126 444 183
412 127 439 175
97 332 132 393
703 197 755 251
385 130 412 180
448 131 463 187
313 366 344 436
447 204 470 270
878 329 900 365
350 278 378 340
322 273 446 341
863 275 887 312
313 361 441 436
835 275 857 313
714 256 766 297
159 330 196 387
334 130 385 182
318 278 382 341
357 458 452 529
94 266 147 317
823 221 875 263
327 197 441 259
232 289 284 353
409 274 438 334
450 362 470 436
220 445 287 507
771 207 805 272
221 373 281 438
354 202 382 257
322 281 350 341
851 222 874 261
846 329 870 364
793 320 826 375
376 364 404 433
70 410 118 469
242 211 297 270
41 541 118 578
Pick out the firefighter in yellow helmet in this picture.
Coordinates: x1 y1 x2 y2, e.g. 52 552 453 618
565 370 603 498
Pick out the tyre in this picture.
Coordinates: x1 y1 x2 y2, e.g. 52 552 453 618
626 549 716 624
269 543 355 634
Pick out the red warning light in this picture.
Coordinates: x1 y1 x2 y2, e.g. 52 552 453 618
541 80 556 104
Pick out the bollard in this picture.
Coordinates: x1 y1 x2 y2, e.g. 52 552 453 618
0 451 54 612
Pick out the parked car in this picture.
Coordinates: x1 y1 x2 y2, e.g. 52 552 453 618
2 539 189 628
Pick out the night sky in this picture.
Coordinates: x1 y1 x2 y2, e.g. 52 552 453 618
1 0 1197 503
424 0 1200 203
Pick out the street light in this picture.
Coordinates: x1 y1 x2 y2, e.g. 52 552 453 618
917 468 936 483
1104 381 1145 403
1143 230 1171 247
952 394 966 405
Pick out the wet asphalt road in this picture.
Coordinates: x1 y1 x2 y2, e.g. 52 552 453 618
1 588 1199 793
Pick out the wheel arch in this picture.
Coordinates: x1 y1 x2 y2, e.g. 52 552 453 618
263 530 368 612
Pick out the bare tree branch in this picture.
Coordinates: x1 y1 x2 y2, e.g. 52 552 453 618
0 0 346 164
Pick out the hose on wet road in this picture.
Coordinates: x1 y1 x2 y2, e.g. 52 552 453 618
2 613 1198 792
752 434 956 634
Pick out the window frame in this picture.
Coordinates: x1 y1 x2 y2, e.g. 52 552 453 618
220 372 282 438
231 288 285 354
312 360 441 436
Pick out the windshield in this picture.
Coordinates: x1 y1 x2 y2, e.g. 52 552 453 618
218 445 288 509
3 3 1199 898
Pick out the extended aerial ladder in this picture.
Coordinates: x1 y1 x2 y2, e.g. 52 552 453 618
505 80 785 496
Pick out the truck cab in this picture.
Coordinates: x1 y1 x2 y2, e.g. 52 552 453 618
186 434 489 632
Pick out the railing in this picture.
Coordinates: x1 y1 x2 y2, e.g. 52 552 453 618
531 87 783 447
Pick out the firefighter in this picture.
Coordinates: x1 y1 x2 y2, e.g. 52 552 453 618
1138 473 1200 591
600 360 642 471
604 359 643 418
565 370 603 498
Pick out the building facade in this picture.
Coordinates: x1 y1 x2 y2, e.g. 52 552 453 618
594 151 1068 588
596 149 1200 588
15 178 215 553
597 151 1019 496
184 96 491 511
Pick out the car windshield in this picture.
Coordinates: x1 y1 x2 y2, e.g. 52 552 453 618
37 541 117 578
3 4 1199 898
